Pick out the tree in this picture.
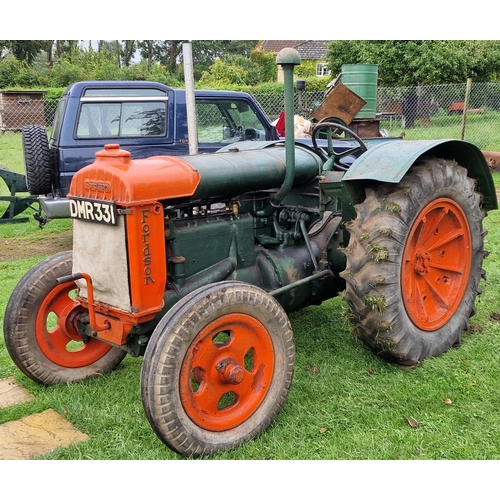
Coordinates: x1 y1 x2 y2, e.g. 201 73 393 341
198 52 276 87
189 41 258 79
326 40 500 86
0 40 47 65
198 58 250 87
166 41 182 74
120 40 136 67
136 41 258 79
55 40 80 62
43 40 54 68
137 40 156 72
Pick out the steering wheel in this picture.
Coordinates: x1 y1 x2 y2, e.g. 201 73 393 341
312 121 367 171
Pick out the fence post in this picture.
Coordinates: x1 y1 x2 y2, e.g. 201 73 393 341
183 41 198 155
461 78 472 140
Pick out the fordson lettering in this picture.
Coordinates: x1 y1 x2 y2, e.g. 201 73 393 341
142 209 155 284
85 180 111 191
69 197 117 225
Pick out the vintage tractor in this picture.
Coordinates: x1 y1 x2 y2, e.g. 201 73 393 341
4 49 497 457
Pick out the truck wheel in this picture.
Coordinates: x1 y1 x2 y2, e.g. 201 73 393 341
4 251 126 385
342 158 487 365
22 125 53 195
141 281 295 457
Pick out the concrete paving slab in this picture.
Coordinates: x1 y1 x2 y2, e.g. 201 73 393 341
0 377 35 408
0 408 89 459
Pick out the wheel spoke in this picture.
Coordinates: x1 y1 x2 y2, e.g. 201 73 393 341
190 374 230 413
428 262 463 274
422 274 451 310
44 325 75 352
413 276 429 322
427 228 465 252
416 209 447 247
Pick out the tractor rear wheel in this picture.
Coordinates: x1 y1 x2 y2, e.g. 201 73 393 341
22 125 53 196
342 158 487 365
140 281 295 457
3 251 127 385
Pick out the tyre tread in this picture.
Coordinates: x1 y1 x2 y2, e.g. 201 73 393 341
343 158 486 363
22 125 53 195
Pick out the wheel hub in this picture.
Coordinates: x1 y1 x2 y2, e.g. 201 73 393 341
216 358 245 385
414 249 431 275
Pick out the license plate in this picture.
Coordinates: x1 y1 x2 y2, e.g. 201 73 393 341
69 197 117 225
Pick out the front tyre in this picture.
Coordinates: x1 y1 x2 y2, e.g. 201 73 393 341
342 158 488 364
4 251 127 385
141 281 295 457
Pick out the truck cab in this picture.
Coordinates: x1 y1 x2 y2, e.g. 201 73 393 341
23 80 279 218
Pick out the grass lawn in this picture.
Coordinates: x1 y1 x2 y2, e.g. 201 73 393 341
2 130 500 473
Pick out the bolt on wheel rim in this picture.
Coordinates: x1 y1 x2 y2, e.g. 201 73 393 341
180 313 275 431
35 282 113 367
402 198 472 330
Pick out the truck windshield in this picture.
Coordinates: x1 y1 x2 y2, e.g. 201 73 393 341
196 99 268 143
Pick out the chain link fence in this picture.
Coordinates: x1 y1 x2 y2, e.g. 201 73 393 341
1 82 500 152
251 82 500 152
0 92 57 132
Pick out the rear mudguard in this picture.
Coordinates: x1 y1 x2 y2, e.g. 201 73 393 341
343 139 498 211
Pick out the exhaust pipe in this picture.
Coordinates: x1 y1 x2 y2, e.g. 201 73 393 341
257 48 301 217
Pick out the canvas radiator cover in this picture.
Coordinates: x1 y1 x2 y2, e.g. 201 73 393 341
72 217 132 312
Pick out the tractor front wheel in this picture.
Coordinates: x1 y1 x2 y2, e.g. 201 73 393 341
4 251 127 385
342 158 487 364
140 281 295 457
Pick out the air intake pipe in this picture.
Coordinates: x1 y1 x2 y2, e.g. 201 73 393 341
256 48 302 217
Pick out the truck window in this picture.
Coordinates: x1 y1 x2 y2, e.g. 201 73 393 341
76 101 167 138
196 100 267 143
122 102 166 136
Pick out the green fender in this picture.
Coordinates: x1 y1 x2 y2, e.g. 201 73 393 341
343 139 498 211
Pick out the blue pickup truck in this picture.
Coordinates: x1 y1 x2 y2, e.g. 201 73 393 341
23 80 280 219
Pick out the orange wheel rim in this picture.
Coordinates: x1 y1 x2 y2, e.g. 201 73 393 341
402 198 472 330
180 313 275 431
35 282 113 367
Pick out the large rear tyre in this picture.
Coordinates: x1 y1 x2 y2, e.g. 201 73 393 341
141 281 295 457
3 251 127 385
342 158 487 364
22 125 53 195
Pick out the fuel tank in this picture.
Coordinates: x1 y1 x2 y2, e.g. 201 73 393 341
68 142 323 204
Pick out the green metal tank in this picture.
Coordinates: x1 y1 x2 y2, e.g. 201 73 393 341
341 64 378 119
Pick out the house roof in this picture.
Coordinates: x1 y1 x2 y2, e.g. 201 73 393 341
260 40 307 52
295 40 330 60
258 40 330 60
